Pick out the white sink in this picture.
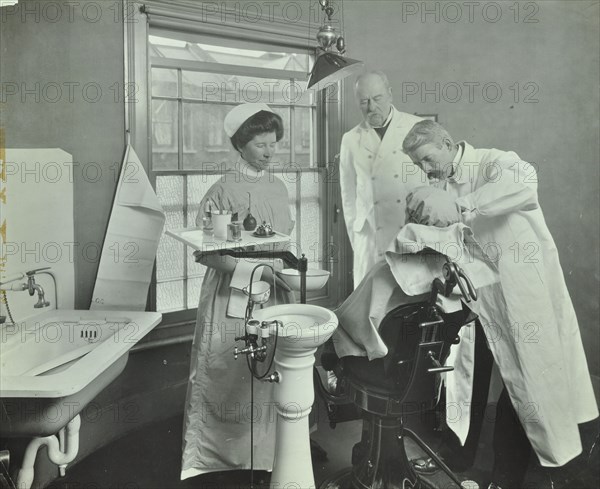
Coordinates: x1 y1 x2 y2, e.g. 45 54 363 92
251 304 338 489
253 304 338 348
0 309 161 436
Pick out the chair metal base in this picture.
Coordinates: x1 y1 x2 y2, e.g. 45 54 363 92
319 468 352 489
319 416 437 489
319 413 472 489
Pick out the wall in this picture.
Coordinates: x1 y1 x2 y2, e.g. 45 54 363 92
1 1 130 486
2 149 75 319
341 0 600 377
1 0 125 310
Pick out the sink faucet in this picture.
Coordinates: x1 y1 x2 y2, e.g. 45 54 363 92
27 271 51 308
0 267 52 309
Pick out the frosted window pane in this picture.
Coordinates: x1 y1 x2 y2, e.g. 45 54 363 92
157 280 183 312
300 178 323 268
157 236 183 282
186 174 225 302
293 108 314 168
281 177 298 246
156 176 184 282
187 174 225 229
152 99 178 170
157 175 184 207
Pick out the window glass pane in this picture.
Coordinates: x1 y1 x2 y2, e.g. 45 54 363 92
281 176 298 247
156 176 184 282
183 103 237 170
157 235 184 282
182 72 313 106
293 107 314 168
182 72 235 102
150 35 311 72
187 174 226 227
152 99 178 170
157 281 184 312
151 68 178 97
281 173 322 267
270 107 291 169
299 176 324 269
185 174 227 308
156 176 185 313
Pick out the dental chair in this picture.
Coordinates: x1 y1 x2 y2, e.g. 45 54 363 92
318 258 478 489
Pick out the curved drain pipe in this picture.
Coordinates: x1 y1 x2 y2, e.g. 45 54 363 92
16 415 81 489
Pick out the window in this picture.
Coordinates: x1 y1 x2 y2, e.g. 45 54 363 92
148 32 339 318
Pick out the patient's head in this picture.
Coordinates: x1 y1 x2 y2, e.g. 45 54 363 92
405 186 461 228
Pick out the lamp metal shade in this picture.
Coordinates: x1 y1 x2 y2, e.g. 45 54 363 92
307 52 364 92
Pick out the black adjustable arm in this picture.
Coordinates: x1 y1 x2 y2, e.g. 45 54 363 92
194 249 309 303
214 249 300 269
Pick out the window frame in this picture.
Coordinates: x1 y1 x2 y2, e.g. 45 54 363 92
125 0 352 335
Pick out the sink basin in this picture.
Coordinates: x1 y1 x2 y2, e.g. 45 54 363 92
253 304 337 349
276 269 330 292
0 309 161 437
251 304 337 488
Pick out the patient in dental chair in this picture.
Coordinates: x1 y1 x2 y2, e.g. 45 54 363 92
329 185 492 363
322 213 497 403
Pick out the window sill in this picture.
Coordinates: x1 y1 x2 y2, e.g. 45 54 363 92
153 148 198 154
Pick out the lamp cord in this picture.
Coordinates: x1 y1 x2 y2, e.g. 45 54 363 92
341 0 345 36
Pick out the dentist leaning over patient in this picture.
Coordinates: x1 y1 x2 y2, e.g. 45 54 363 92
402 120 598 489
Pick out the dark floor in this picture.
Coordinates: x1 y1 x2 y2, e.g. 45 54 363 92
50 377 599 489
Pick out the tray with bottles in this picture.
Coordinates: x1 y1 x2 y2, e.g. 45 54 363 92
165 226 291 251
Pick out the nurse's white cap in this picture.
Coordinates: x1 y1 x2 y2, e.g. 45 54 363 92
224 103 275 137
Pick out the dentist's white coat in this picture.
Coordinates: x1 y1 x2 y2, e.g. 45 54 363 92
339 108 424 286
443 142 598 467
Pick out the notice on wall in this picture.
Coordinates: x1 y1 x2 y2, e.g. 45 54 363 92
90 145 165 311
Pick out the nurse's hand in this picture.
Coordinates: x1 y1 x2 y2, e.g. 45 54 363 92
406 186 461 227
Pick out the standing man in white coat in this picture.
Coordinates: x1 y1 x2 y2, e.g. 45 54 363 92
339 71 424 287
402 120 598 489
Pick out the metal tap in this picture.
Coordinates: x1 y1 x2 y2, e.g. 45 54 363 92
27 276 50 308
233 344 268 360
26 269 51 308
0 268 51 308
